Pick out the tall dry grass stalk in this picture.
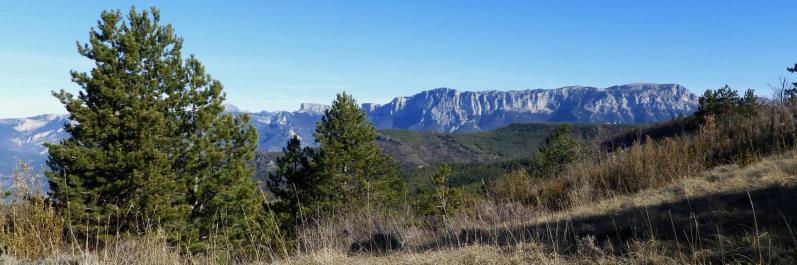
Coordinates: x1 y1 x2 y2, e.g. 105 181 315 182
0 163 64 261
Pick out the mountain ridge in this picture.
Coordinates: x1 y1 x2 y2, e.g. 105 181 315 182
0 83 699 182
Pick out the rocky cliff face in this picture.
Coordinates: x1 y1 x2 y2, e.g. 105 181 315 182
0 83 698 180
365 83 697 132
252 83 697 149
249 103 327 152
0 114 69 185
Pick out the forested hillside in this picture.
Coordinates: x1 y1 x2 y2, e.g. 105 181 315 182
255 123 635 187
379 123 635 168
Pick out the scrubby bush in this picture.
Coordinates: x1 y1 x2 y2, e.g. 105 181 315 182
413 164 471 224
0 163 64 260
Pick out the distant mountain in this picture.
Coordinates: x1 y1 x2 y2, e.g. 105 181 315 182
366 83 697 132
0 83 698 182
0 114 69 185
248 103 328 153
256 83 697 150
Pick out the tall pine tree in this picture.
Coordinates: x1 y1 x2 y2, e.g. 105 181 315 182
45 7 272 250
313 93 405 212
267 135 317 235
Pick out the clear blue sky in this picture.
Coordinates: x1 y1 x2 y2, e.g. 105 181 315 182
1 1 795 118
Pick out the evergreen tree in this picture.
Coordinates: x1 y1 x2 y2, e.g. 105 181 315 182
313 93 405 212
787 64 797 101
267 135 316 234
696 85 740 119
697 86 762 120
45 7 271 250
413 164 467 224
533 124 582 177
740 89 761 117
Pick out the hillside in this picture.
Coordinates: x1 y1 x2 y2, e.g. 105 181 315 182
254 123 636 184
379 123 636 169
271 151 797 265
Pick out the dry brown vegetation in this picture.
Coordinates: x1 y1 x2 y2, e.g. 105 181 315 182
2 103 797 264
274 150 796 264
7 150 785 264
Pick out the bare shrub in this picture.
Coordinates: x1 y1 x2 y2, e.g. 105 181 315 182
0 163 64 261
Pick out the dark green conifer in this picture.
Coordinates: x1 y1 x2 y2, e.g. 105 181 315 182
267 136 316 234
787 64 797 101
45 7 271 251
533 124 582 177
313 93 405 212
740 89 761 117
696 85 740 119
413 164 467 224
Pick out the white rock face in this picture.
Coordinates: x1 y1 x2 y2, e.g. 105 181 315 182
249 110 320 152
247 83 697 150
0 114 70 184
366 83 697 132
0 114 69 152
297 103 330 114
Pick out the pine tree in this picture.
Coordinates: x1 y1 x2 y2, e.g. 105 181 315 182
45 7 271 250
740 89 761 117
313 93 405 212
267 135 317 234
413 164 467 224
696 85 740 119
532 124 582 177
787 64 797 101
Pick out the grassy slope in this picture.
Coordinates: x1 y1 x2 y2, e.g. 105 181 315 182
271 151 797 265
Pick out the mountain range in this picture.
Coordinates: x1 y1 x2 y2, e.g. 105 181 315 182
0 83 698 182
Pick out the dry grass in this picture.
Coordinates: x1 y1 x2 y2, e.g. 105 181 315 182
1 152 795 264
3 105 797 264
269 243 568 265
269 240 710 265
0 163 64 261
266 151 797 265
531 150 797 227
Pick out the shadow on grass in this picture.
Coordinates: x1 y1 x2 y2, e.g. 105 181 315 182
418 184 797 262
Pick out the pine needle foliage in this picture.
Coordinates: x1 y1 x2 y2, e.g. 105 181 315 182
413 164 468 224
44 7 273 252
313 93 405 212
532 124 583 177
267 136 317 236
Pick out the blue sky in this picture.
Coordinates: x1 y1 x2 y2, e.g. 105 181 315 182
0 1 795 118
